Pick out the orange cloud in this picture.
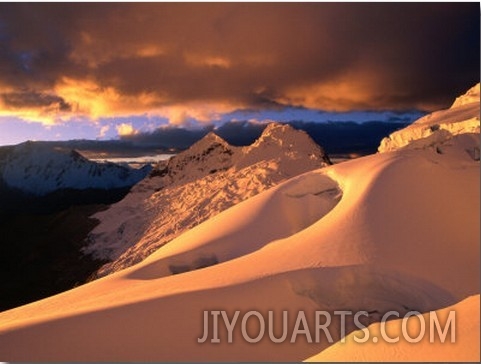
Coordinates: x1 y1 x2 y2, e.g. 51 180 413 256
0 75 248 127
0 87 71 125
56 77 242 126
0 107 60 126
55 77 163 120
275 69 386 112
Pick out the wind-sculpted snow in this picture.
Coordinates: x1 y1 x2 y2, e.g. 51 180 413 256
0 266 464 361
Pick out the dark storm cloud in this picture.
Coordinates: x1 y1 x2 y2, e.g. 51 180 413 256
0 3 112 88
1 91 71 111
0 3 479 122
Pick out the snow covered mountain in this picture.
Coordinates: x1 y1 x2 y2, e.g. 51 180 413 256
0 86 478 361
0 141 151 196
84 123 332 276
379 83 480 153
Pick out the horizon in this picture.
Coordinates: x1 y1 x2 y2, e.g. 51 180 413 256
0 107 425 147
0 3 479 146
0 119 416 158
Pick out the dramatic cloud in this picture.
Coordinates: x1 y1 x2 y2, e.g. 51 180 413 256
0 3 479 125
1 91 70 111
0 90 71 123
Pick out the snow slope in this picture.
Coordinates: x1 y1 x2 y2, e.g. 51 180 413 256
84 123 331 276
379 83 480 153
306 294 480 362
0 141 150 196
0 87 478 361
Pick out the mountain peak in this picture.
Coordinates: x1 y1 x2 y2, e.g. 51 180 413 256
251 122 323 152
240 122 331 167
155 131 236 184
202 131 227 144
253 123 295 146
259 122 296 139
188 131 229 151
262 122 291 133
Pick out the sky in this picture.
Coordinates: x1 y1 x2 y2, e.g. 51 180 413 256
0 3 479 146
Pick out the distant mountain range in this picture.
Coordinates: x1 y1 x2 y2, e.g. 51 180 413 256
0 141 151 196
0 120 413 160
